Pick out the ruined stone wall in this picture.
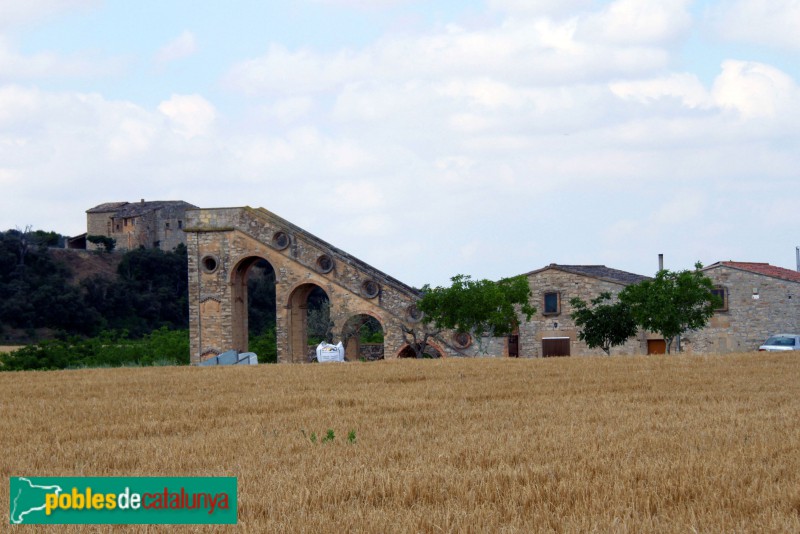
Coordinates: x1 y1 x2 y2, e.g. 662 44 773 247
154 205 191 251
186 207 471 364
86 212 112 251
87 206 191 253
519 268 646 358
685 266 800 353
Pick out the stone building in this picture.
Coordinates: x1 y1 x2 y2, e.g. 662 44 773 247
86 200 197 252
683 262 800 353
516 264 651 357
184 206 472 364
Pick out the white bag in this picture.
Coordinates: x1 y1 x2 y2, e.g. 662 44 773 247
316 341 345 362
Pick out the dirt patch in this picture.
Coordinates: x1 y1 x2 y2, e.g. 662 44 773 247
48 248 121 284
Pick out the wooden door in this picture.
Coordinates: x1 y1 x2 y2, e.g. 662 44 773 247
542 338 570 357
647 339 666 355
508 335 519 357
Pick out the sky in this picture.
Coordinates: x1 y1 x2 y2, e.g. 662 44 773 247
1 0 799 287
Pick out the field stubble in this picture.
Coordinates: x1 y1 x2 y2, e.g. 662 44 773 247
1 353 799 533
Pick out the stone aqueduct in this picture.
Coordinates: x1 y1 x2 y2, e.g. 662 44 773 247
185 207 456 363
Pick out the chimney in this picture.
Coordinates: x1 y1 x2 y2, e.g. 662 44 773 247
658 253 664 271
796 246 799 272
140 198 145 203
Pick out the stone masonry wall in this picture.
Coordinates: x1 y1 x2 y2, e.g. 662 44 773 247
185 207 474 364
518 268 646 358
685 266 800 353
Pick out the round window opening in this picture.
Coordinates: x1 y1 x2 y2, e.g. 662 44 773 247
453 332 472 349
272 231 290 250
407 304 423 322
362 280 380 299
201 255 219 274
316 254 334 274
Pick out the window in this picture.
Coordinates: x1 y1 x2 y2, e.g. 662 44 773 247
124 219 128 227
711 287 728 312
178 220 183 229
165 222 170 229
543 291 560 315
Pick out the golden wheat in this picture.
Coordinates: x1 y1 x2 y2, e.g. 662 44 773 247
1 353 799 533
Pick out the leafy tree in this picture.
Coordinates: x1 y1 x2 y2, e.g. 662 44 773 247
87 235 116 252
570 292 637 355
247 260 276 337
249 326 278 363
406 274 536 358
619 262 721 354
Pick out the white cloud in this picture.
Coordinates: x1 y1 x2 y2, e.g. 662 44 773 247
579 0 693 45
711 60 800 119
710 0 800 50
158 94 216 138
0 0 97 29
610 73 711 108
225 15 672 97
155 30 197 65
0 38 121 81
487 0 596 18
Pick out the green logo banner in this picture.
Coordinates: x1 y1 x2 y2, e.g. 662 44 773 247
9 477 237 525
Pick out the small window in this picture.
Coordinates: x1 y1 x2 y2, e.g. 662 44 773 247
165 222 170 229
711 287 728 312
115 224 121 231
178 220 183 229
124 219 128 227
543 291 560 315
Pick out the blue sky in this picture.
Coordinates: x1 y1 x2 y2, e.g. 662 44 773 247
2 0 799 286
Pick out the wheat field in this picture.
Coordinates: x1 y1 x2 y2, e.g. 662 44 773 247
1 353 799 533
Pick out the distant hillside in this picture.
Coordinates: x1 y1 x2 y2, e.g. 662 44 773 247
0 230 189 343
49 248 122 284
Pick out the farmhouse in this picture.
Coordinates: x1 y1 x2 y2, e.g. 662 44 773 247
516 264 652 357
86 199 198 252
682 261 800 353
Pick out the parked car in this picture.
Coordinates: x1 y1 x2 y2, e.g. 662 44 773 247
758 334 800 351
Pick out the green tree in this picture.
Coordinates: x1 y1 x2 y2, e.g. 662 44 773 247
407 274 536 358
619 262 721 354
570 292 637 355
87 235 116 252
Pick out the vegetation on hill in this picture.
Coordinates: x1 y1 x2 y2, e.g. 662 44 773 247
0 228 191 370
0 229 189 342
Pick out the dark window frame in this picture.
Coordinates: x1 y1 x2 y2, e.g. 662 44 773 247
543 291 561 316
711 286 728 312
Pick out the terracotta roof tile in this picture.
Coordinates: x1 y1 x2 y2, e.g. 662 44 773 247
709 261 800 283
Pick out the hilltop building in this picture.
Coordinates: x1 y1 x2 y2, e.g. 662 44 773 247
86 199 197 252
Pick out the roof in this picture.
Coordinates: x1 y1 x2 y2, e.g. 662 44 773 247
704 261 800 284
87 200 198 217
86 202 128 213
524 264 650 285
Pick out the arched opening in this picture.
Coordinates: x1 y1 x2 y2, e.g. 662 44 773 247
231 256 276 361
288 283 330 363
342 314 384 361
397 342 443 359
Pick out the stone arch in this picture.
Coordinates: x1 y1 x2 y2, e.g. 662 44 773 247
342 312 385 361
186 207 427 364
230 255 276 353
287 282 330 363
396 340 444 359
